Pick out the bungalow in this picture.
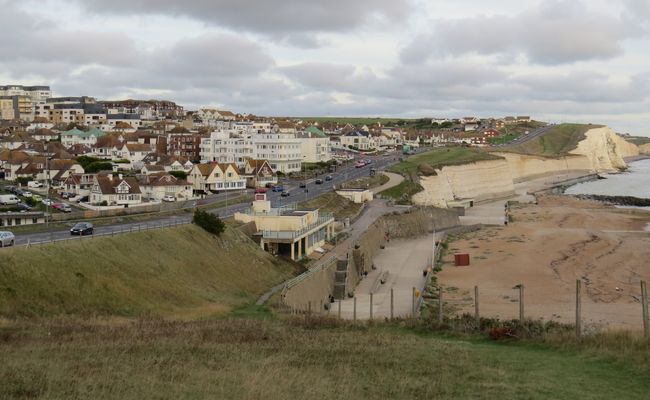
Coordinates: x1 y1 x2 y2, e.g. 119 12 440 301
90 173 142 206
117 143 154 164
141 164 166 175
187 162 246 193
32 128 59 142
241 158 277 188
139 173 194 201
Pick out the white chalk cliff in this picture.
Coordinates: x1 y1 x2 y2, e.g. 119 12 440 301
412 126 640 207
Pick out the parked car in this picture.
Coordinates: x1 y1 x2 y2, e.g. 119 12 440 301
162 195 176 202
76 196 89 203
280 191 290 197
4 185 16 193
60 204 72 213
42 198 54 206
61 192 73 199
0 194 20 205
21 191 32 198
70 222 93 236
315 178 323 184
14 189 25 196
265 182 274 188
15 202 32 211
0 231 15 247
271 185 284 192
27 181 43 188
325 175 333 181
32 194 43 202
299 182 307 188
355 161 365 168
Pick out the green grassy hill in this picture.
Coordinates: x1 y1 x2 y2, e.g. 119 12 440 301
503 123 602 156
390 147 503 180
0 225 298 318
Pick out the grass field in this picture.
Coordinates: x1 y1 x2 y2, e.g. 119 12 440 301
1 317 649 399
298 192 364 219
505 123 601 156
391 147 503 179
379 180 424 204
301 116 409 125
0 224 298 318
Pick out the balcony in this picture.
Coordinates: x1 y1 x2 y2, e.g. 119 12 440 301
260 214 334 240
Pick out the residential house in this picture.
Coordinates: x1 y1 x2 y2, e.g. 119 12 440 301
61 127 106 148
340 130 374 151
242 158 277 188
297 127 332 163
90 173 142 206
187 162 246 194
63 173 96 196
138 173 194 201
141 164 166 175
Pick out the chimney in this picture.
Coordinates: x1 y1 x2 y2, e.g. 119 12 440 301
108 173 113 181
118 173 123 180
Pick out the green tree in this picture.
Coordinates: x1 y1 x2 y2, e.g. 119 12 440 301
192 209 226 236
86 162 114 173
168 170 188 180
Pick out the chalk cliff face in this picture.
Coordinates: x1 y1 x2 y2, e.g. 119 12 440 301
639 143 650 154
571 126 639 171
412 126 639 207
413 160 515 207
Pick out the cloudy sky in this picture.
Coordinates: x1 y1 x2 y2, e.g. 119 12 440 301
2 0 649 135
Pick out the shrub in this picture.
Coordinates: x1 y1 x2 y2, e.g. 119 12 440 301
86 162 114 173
15 177 32 186
192 209 225 236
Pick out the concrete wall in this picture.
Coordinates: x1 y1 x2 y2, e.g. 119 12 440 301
347 207 460 291
281 258 337 311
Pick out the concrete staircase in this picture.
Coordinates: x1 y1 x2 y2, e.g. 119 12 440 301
333 260 348 299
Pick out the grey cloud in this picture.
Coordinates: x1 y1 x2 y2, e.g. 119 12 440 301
79 0 411 44
402 1 638 65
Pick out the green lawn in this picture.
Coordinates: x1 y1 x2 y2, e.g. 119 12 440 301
1 318 648 399
379 180 424 204
391 147 503 179
505 123 602 156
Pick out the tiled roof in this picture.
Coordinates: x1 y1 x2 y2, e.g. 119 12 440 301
94 174 141 194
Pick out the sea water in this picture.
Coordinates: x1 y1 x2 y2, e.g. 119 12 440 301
565 158 650 199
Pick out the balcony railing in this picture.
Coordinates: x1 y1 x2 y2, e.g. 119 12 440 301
260 214 334 240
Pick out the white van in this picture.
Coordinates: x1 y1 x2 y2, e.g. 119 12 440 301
27 181 43 188
0 194 20 205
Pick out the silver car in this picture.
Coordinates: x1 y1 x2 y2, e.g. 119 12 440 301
0 231 15 247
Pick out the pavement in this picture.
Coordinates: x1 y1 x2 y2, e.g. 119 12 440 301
332 234 434 320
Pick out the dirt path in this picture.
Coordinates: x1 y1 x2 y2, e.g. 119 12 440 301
437 195 650 330
372 171 404 194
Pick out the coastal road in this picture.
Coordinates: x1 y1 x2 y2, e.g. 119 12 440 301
497 123 555 147
7 151 402 247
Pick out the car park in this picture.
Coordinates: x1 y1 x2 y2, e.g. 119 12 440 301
70 222 93 236
162 195 176 202
0 231 15 247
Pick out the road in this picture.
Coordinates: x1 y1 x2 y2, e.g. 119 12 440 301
9 151 402 246
498 123 555 147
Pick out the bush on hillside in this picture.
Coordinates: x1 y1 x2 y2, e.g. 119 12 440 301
193 209 225 236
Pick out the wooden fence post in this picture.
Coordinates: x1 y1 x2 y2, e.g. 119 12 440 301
411 287 416 318
641 280 649 338
519 284 524 322
438 286 443 325
576 280 582 338
390 288 394 320
474 285 480 328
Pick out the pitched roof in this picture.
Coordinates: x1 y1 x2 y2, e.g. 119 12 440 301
0 150 30 163
140 173 189 187
94 174 141 194
125 143 153 152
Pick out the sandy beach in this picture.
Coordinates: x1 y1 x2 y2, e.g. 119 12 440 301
437 194 650 331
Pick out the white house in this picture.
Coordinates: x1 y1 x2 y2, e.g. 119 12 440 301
139 173 194 201
187 162 246 193
90 173 142 206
